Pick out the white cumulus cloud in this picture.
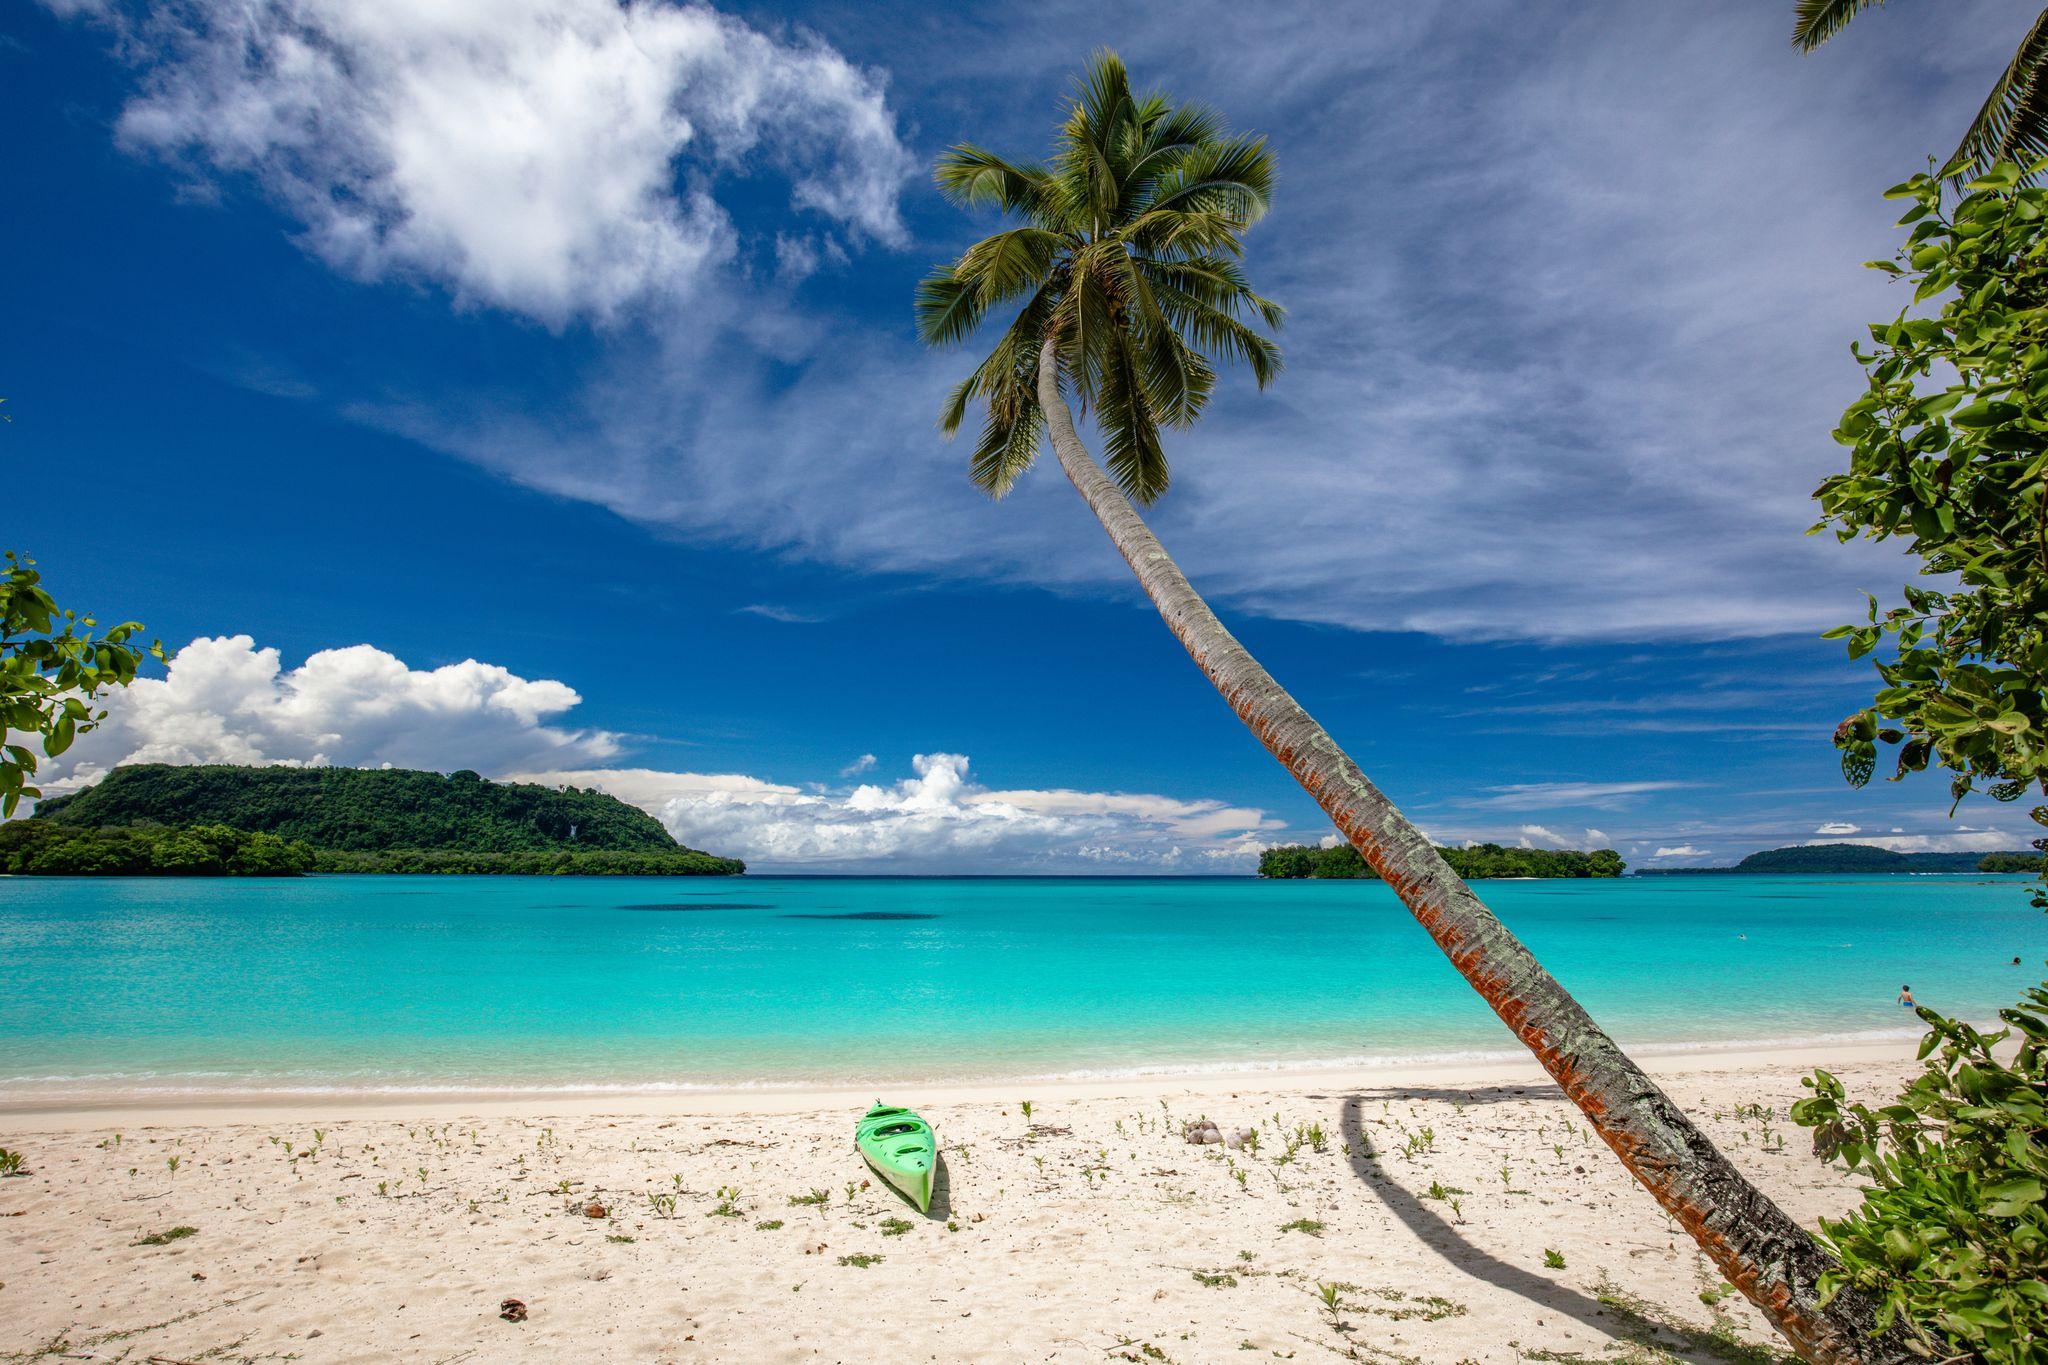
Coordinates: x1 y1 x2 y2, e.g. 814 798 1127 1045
47 635 621 792
1815 821 1861 836
515 753 1282 871
88 0 911 324
1651 845 1709 859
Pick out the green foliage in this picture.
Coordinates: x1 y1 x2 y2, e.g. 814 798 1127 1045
1256 841 1624 880
35 762 688 853
1819 162 2048 823
918 49 1283 503
1980 851 2046 873
0 820 314 876
1791 986 2048 1363
0 551 162 816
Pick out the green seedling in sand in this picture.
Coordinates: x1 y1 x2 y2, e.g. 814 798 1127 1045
880 1217 913 1237
1020 1099 1034 1122
647 1192 678 1219
1239 1250 1256 1262
1315 1281 1346 1328
844 1181 860 1204
1499 1165 1513 1187
607 1233 636 1243
755 1219 782 1231
1304 1123 1328 1153
1447 1196 1464 1223
556 1178 574 1194
709 1185 744 1217
0 1147 25 1175
1193 1268 1237 1288
165 1156 179 1174
133 1225 197 1246
789 1188 829 1206
1699 1281 1736 1307
1232 1168 1247 1188
1423 1181 1467 1201
1553 1143 1566 1159
1543 1248 1566 1269
837 1252 883 1268
1241 1129 1261 1156
1280 1218 1325 1237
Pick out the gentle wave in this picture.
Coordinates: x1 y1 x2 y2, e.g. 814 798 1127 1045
0 1024 1941 1101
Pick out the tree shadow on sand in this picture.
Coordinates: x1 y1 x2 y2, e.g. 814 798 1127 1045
1338 1095 1791 1364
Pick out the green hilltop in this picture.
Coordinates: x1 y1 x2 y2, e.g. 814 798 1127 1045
10 764 742 876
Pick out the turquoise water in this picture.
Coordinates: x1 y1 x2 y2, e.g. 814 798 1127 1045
0 874 2042 1098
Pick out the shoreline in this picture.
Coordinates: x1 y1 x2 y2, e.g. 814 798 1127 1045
0 1034 1921 1128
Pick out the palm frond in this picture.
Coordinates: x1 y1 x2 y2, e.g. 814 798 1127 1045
934 144 1056 214
1953 7 2048 179
1097 327 1170 502
1791 0 1886 51
1156 288 1282 388
1140 135 1275 225
915 267 987 346
969 392 1045 497
955 227 1067 308
1140 319 1216 429
1122 208 1251 260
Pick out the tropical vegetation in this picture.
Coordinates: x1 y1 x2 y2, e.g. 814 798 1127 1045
1795 2 2048 182
37 763 684 854
1799 160 2048 1364
1257 842 1623 880
0 820 314 876
30 763 745 876
918 49 1898 1360
1792 988 2048 1363
0 550 162 817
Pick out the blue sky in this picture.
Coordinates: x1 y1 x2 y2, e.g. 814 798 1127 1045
4 0 2038 871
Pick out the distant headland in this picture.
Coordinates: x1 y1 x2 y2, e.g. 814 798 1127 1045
3 764 743 876
1637 843 2039 876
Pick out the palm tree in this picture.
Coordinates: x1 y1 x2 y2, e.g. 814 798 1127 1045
917 51 1909 1364
1795 1 2048 178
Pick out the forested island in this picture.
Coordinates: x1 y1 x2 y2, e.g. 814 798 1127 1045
1638 843 2040 875
5 764 742 876
1257 842 1624 879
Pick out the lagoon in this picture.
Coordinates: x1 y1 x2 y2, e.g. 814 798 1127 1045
1 873 2041 1100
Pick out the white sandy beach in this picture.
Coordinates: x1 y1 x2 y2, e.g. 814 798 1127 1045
0 1040 1916 1363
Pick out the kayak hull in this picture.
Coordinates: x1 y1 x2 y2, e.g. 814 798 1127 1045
855 1103 937 1213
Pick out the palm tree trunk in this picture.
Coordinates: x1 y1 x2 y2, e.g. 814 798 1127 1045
1035 340 1910 1364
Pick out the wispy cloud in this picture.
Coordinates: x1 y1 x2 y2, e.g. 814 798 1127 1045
55 2 2039 644
1461 780 1691 812
736 604 827 624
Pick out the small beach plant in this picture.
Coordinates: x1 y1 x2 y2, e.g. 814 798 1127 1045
1543 1248 1566 1270
0 1147 24 1176
917 46 1891 1361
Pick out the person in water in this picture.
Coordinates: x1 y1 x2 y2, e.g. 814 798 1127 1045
1898 984 1916 1007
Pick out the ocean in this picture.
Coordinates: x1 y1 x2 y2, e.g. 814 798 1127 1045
1 873 2041 1099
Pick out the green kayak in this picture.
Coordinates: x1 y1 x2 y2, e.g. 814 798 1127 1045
855 1102 937 1213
